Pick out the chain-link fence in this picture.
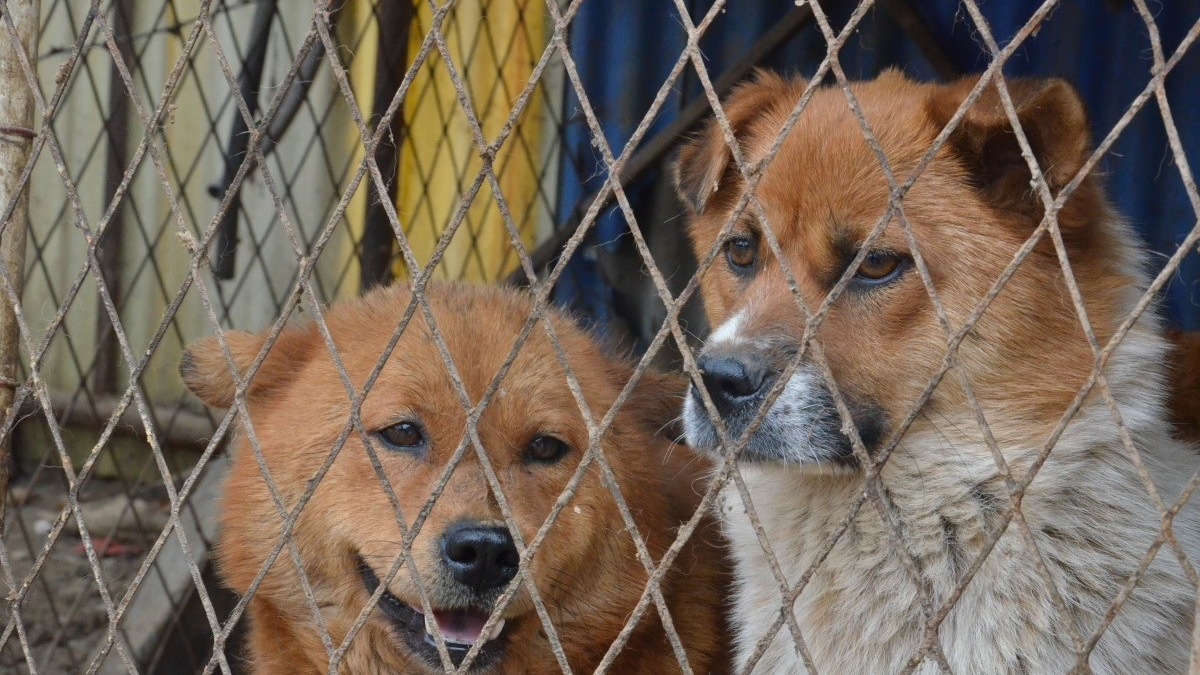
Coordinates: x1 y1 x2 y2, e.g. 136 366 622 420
0 0 1198 673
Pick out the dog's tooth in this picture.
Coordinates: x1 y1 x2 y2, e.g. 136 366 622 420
487 618 506 641
424 612 437 637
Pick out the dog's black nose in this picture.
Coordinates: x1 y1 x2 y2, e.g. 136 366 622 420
441 522 519 592
698 355 768 416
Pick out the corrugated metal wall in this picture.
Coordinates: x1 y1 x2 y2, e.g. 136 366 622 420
23 0 562 475
19 0 1200 469
29 1 361 405
554 0 1200 333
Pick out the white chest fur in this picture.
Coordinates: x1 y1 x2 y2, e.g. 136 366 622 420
719 408 1200 675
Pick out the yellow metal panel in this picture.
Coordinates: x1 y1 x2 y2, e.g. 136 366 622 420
342 0 378 292
394 0 546 283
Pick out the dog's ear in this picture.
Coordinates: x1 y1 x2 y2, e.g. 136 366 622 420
180 327 310 408
674 70 797 214
623 369 688 441
928 76 1091 217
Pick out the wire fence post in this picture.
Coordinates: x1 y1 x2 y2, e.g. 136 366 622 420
0 0 38 535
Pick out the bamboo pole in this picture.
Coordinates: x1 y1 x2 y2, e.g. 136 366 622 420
0 0 39 534
18 391 219 454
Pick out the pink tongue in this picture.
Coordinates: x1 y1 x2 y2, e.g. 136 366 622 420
433 609 486 645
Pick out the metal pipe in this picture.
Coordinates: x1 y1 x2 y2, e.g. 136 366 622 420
208 0 279 280
93 0 135 396
360 0 415 291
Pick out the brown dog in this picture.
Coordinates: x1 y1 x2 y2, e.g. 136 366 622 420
180 283 730 674
674 70 1200 673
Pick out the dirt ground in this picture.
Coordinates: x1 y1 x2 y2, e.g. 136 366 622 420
0 470 173 674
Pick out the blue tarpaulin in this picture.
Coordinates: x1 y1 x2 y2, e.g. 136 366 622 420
554 0 1200 331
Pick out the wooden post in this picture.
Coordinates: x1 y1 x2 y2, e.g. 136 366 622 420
0 0 40 533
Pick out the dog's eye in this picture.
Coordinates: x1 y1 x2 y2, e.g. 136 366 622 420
725 237 757 271
526 436 569 464
853 251 906 285
378 421 425 451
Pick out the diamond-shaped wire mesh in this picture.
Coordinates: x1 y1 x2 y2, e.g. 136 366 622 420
0 0 1198 674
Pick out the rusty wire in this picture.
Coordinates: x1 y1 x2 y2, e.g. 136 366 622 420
0 0 1198 674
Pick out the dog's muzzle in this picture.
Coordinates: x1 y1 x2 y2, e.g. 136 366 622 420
354 521 519 670
684 343 884 466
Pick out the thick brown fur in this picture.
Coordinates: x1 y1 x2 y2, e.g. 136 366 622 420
674 70 1200 674
181 283 731 674
1168 329 1200 443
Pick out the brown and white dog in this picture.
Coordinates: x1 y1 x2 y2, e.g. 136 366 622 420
674 70 1200 673
180 283 730 674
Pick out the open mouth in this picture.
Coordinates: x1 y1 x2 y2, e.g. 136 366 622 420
356 556 509 670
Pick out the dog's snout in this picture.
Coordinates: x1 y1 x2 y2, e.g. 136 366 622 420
698 355 768 414
441 522 519 592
